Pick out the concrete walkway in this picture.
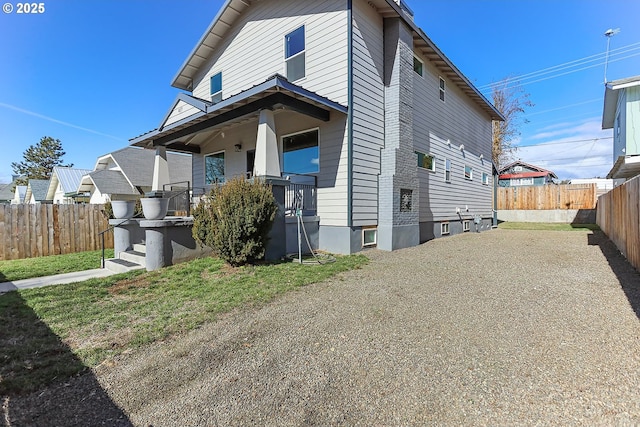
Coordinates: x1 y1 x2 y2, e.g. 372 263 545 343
0 268 118 293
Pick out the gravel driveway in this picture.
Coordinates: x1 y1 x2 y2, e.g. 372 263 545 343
7 229 640 426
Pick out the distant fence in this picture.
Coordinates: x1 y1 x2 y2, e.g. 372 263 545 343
0 204 113 261
498 184 597 210
597 176 640 271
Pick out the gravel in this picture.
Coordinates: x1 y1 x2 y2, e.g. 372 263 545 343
6 229 640 426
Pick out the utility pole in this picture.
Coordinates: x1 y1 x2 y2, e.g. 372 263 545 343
604 28 620 84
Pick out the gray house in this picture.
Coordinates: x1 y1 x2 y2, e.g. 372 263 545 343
77 147 192 204
24 179 50 204
131 0 502 254
45 166 93 204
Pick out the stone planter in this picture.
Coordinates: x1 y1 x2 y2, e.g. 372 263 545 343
140 197 169 220
111 200 136 219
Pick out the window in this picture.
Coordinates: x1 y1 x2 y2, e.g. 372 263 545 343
511 177 533 186
441 222 450 235
210 72 222 103
444 159 451 182
464 165 473 180
285 26 305 81
282 128 318 174
463 221 470 232
205 151 225 184
413 55 423 76
362 228 377 247
439 77 446 102
482 172 489 185
416 151 435 171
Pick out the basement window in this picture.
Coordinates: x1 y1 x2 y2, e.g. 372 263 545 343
362 228 377 247
441 222 450 235
463 220 470 232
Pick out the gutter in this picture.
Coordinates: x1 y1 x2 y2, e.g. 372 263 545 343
347 0 353 228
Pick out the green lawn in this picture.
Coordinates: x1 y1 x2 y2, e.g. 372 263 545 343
0 254 367 395
0 249 114 282
497 222 600 232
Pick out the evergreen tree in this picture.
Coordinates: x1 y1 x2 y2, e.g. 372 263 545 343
11 136 73 185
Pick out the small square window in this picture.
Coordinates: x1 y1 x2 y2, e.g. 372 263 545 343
441 222 450 235
464 165 473 180
482 172 489 185
416 151 435 171
463 221 470 232
363 228 377 247
210 72 222 103
439 77 445 102
413 55 423 76
444 159 451 182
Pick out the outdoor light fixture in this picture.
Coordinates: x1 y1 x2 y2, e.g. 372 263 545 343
459 144 464 151
234 144 242 152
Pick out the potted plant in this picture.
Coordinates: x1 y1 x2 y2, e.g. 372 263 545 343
110 200 136 219
140 190 169 220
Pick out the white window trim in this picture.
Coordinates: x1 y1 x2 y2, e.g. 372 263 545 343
210 71 222 103
441 222 450 235
280 127 320 174
464 165 473 180
204 150 225 185
284 25 306 82
444 158 451 182
463 220 470 232
416 151 435 172
362 228 377 247
482 172 489 186
413 54 424 77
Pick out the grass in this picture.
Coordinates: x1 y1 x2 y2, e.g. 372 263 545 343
0 254 367 395
498 222 600 232
0 249 114 282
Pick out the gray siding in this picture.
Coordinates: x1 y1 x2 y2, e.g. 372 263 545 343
413 53 493 223
350 0 385 226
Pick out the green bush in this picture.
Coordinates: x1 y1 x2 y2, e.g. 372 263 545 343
192 177 278 266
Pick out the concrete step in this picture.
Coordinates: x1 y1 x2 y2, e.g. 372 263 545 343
104 258 145 273
120 250 146 266
133 243 147 254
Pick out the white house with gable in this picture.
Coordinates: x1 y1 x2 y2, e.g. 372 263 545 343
131 0 503 254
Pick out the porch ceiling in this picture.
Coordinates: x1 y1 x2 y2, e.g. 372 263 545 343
130 75 347 154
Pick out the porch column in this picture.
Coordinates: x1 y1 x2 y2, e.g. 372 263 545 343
253 109 281 178
152 146 170 191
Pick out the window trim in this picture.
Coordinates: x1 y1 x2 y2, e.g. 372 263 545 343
444 158 451 182
464 165 473 181
413 55 424 77
482 172 490 185
362 227 377 247
204 150 225 185
280 127 320 175
416 151 435 172
463 220 470 232
210 71 222 103
284 25 305 82
439 76 446 102
441 222 450 235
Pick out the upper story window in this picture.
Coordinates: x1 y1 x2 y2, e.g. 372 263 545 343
210 72 222 103
444 158 451 182
464 165 473 180
416 151 434 171
482 172 489 185
285 26 305 81
439 77 446 102
283 128 318 174
413 55 423 76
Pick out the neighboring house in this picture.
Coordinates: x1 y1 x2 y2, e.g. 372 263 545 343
602 75 640 179
498 161 558 187
12 185 26 204
24 179 50 204
569 178 623 197
130 0 503 253
0 182 14 203
45 166 92 204
77 146 192 204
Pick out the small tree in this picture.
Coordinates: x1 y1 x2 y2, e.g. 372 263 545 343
11 136 73 185
192 177 278 266
491 79 533 168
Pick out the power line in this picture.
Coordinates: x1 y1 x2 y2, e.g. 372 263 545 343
524 98 601 117
517 136 612 147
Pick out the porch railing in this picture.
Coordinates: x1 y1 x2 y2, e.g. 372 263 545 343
284 174 317 217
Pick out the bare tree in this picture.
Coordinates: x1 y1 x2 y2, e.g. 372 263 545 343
491 78 533 167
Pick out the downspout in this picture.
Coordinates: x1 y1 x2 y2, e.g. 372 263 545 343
347 0 354 227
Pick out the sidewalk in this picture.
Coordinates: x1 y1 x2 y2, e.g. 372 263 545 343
0 268 118 293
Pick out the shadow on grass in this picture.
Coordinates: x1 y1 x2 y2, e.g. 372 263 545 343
0 291 132 426
588 231 640 320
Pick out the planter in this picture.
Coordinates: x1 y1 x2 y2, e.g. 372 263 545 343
141 197 169 220
111 200 136 219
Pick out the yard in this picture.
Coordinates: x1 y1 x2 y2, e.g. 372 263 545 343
3 227 640 425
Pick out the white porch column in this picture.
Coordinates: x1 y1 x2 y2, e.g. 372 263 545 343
151 146 170 191
253 109 281 178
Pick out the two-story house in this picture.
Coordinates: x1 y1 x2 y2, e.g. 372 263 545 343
131 0 503 254
603 75 640 179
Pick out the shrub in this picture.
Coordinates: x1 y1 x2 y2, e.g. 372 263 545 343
192 177 278 266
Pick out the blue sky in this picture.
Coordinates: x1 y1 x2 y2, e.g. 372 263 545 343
1 0 639 183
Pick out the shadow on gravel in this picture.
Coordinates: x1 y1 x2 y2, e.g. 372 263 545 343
0 291 132 426
588 231 640 320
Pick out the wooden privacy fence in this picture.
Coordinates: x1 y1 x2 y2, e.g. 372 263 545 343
0 204 113 261
498 184 597 210
597 176 640 271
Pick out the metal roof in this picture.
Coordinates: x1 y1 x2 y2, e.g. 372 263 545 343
46 166 93 199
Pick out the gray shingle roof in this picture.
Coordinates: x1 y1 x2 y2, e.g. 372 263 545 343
0 182 15 202
27 179 50 201
87 170 140 196
109 147 191 187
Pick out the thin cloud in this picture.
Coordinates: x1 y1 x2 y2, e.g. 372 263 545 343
0 102 125 141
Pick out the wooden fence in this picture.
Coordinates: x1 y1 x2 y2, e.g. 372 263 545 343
0 204 113 261
498 184 597 210
597 176 640 271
